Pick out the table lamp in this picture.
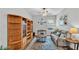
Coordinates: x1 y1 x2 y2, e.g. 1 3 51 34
69 27 78 39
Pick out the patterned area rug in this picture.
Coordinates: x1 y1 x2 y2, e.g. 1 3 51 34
28 36 58 50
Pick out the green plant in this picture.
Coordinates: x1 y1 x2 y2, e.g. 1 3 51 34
3 47 8 50
0 45 8 50
0 45 3 50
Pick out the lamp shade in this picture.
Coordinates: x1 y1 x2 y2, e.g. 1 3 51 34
69 27 78 34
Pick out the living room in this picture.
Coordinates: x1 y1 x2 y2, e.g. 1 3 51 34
0 8 79 50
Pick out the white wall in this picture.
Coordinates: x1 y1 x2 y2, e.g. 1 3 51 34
0 8 32 48
32 16 47 34
32 15 56 35
0 10 2 47
57 8 79 28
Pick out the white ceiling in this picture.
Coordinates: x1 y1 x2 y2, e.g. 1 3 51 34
26 8 64 16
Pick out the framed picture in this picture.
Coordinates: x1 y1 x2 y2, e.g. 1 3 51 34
59 15 68 25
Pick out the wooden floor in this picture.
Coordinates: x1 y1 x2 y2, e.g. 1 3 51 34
26 36 61 50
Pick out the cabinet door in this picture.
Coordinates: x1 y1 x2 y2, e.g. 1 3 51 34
8 15 22 50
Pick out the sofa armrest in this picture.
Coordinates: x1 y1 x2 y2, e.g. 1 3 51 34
51 34 58 45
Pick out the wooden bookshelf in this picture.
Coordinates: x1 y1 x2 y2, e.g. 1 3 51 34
26 19 33 46
8 14 33 50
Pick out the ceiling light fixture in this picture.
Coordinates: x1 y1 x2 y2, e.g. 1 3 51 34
41 8 48 16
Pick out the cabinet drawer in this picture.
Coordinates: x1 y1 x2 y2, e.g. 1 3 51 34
8 24 21 30
8 41 21 50
8 41 21 46
8 29 21 32
8 36 21 42
8 18 21 23
8 30 21 36
8 44 21 50
8 33 21 37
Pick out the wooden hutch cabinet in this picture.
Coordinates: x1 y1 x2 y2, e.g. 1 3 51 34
8 14 33 50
